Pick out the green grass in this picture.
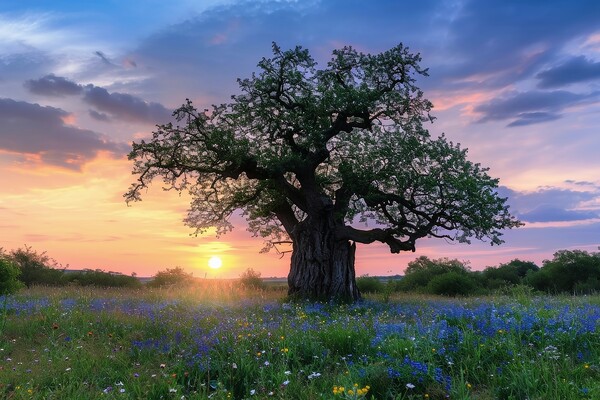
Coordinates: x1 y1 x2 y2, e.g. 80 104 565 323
2 286 600 399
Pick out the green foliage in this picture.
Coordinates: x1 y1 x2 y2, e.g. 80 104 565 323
147 266 194 288
482 259 539 290
528 250 600 294
8 245 65 287
397 256 470 292
426 271 477 296
239 268 266 290
63 269 141 288
125 42 520 302
0 257 23 295
356 275 384 294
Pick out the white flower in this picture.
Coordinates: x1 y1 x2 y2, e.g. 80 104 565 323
406 383 415 389
264 361 270 366
169 388 177 393
307 372 321 379
250 389 256 395
282 380 290 386
284 370 291 375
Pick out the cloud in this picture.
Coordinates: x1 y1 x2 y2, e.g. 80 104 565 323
24 74 83 97
536 56 600 88
23 73 173 124
0 98 128 169
88 109 110 121
500 186 600 223
440 0 600 90
82 85 172 124
519 205 598 223
474 90 599 126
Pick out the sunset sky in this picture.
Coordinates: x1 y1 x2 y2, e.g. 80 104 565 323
1 0 600 278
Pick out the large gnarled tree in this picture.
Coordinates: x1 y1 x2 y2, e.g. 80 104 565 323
125 43 521 301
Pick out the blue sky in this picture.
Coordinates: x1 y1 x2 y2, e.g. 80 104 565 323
1 0 599 277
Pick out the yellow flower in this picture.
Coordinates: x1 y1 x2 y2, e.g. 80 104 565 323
466 383 472 389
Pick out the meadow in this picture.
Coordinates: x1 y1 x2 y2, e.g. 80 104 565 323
1 285 600 399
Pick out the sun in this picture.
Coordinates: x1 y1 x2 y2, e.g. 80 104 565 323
208 256 222 269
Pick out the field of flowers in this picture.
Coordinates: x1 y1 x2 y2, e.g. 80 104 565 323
1 285 600 399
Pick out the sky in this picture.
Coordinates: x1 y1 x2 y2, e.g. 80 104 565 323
1 0 600 279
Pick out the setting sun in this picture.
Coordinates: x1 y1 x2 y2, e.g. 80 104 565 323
208 256 223 269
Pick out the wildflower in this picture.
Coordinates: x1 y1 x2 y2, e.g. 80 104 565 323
466 383 472 389
103 386 113 394
284 370 291 375
169 388 177 393
406 383 415 389
307 372 321 379
119 388 126 393
264 361 270 366
282 380 290 386
250 389 256 395
160 363 166 369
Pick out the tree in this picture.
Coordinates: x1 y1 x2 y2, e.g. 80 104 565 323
239 268 266 290
398 256 471 292
148 267 194 288
9 245 65 287
482 259 539 290
0 256 23 296
529 250 600 294
125 43 521 301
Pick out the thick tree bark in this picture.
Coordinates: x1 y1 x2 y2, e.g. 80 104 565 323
287 216 360 302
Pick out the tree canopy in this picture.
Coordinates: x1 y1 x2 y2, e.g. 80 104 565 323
125 43 521 300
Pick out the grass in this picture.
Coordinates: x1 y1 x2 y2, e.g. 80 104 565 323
1 286 600 399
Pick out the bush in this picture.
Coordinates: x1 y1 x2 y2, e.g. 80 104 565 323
148 267 194 288
64 269 141 288
0 257 24 295
529 250 600 294
426 272 477 296
356 275 384 294
397 256 471 292
239 268 266 290
9 245 65 287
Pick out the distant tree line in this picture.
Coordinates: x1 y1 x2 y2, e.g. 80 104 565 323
357 249 600 297
2 245 600 297
0 246 140 290
0 246 268 292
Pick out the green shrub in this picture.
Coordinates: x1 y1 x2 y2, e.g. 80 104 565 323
356 275 384 294
9 245 65 287
239 268 266 290
0 257 24 295
148 267 194 288
397 256 471 292
64 269 141 288
426 272 477 296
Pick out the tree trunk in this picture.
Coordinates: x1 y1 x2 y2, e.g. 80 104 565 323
287 216 360 302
